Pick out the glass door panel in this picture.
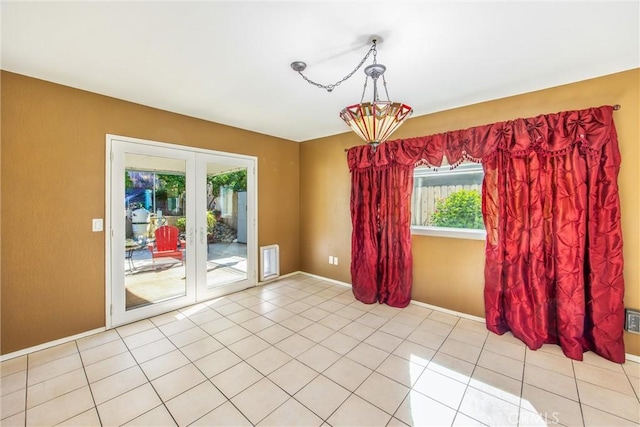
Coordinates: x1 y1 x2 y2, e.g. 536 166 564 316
110 139 196 327
124 153 188 310
196 155 255 300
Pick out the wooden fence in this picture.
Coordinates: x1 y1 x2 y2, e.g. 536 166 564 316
412 183 482 226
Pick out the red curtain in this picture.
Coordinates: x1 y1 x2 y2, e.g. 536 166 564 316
347 138 443 307
481 106 625 362
347 105 625 362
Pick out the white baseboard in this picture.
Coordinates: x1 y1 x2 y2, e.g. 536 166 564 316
0 327 106 362
299 271 353 288
258 270 301 285
625 353 640 363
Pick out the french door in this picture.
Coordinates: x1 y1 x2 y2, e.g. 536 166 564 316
107 135 256 327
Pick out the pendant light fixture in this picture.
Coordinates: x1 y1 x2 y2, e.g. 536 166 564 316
291 38 413 150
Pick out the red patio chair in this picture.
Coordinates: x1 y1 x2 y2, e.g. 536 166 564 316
147 225 185 264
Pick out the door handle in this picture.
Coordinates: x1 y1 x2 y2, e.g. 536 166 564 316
189 228 194 245
200 227 205 244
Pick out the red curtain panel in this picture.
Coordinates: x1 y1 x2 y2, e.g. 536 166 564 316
482 106 625 363
347 139 443 307
347 105 625 362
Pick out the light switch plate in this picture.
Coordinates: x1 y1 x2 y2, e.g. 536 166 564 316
92 218 103 232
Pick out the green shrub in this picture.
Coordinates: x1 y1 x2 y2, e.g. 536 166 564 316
430 189 484 229
174 214 214 233
175 217 186 232
207 211 216 234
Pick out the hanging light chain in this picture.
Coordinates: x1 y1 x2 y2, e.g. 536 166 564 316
293 41 378 93
381 73 391 101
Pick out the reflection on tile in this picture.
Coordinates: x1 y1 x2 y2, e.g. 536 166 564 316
428 352 475 384
477 349 523 381
355 372 409 415
469 366 521 406
413 368 466 410
395 390 456 426
459 386 519 426
376 354 425 387
521 384 583 426
523 364 578 401
392 341 435 367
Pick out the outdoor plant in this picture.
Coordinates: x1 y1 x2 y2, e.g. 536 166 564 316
208 170 247 198
430 189 484 229
207 211 216 234
174 214 214 234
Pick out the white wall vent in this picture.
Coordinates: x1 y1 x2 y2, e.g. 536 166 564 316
260 244 280 282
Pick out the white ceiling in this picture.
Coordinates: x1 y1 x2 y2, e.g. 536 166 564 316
2 1 638 143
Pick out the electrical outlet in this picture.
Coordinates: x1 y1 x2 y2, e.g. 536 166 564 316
626 309 640 334
92 218 103 232
334 257 338 265
329 256 334 264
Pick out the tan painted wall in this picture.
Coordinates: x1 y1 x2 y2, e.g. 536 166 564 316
300 69 640 357
1 72 300 354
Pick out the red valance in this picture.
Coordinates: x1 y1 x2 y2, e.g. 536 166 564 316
347 105 617 169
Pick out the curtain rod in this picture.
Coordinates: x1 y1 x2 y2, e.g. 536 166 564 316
343 104 622 152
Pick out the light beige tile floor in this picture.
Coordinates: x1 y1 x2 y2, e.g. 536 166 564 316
1 274 639 426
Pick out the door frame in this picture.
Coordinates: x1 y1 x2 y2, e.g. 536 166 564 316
105 134 258 329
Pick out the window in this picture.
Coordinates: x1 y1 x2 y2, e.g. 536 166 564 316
411 161 486 240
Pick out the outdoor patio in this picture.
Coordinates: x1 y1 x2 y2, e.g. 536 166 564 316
125 242 247 309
